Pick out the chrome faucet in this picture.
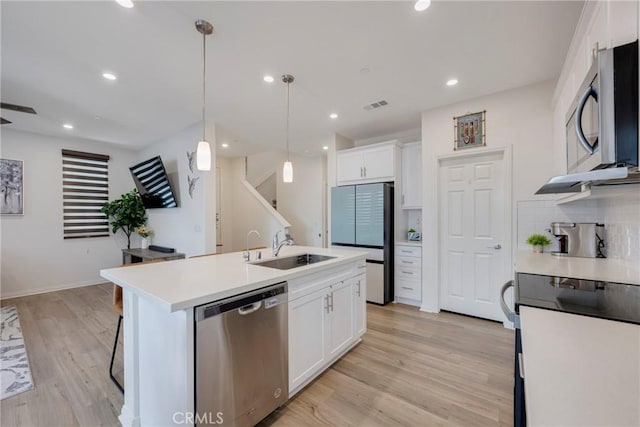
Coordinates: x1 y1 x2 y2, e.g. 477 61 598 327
244 230 261 262
272 230 283 252
273 233 294 257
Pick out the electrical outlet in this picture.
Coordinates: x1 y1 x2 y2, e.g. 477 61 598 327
416 216 421 225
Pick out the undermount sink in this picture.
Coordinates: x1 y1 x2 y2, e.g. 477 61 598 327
252 253 336 270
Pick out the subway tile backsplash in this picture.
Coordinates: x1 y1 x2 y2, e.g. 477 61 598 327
517 190 640 261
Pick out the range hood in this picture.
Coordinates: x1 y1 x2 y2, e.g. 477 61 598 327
535 167 635 194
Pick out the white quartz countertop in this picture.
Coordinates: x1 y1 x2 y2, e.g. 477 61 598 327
395 240 423 247
100 245 367 312
516 251 640 285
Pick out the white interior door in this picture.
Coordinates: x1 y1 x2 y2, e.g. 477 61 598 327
438 151 508 321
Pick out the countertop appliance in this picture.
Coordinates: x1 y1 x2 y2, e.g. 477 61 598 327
195 282 288 427
549 222 605 258
537 40 638 194
331 183 393 304
500 273 640 427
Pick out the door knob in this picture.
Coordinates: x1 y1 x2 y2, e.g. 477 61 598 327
488 244 502 250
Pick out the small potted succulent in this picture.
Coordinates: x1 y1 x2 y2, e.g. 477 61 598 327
526 233 552 253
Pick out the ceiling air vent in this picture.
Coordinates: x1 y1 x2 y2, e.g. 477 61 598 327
363 100 388 111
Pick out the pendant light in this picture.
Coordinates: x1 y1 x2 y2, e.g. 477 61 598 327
282 74 294 183
195 19 213 171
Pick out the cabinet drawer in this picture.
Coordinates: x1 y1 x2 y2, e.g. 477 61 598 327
395 256 421 269
395 279 421 300
395 245 421 258
395 266 421 281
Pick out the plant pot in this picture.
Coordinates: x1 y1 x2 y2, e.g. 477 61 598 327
532 245 543 253
141 237 149 250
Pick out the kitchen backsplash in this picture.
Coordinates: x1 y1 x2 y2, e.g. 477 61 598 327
407 210 422 234
517 190 640 260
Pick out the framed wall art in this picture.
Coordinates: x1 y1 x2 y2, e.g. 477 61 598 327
454 110 486 150
0 158 24 215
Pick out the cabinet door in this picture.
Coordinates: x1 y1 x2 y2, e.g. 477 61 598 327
289 288 328 392
353 274 366 337
336 151 363 184
326 280 354 360
362 145 395 180
401 143 422 208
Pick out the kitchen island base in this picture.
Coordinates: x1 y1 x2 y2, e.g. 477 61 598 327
105 247 367 427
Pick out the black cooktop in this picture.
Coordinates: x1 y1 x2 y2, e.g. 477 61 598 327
515 273 640 325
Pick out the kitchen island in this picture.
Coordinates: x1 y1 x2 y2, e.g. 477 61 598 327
100 245 368 427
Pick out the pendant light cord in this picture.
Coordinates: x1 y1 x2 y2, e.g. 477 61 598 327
202 32 206 142
286 80 290 162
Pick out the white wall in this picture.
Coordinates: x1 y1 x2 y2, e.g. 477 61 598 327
216 156 234 254
277 153 324 247
228 157 282 252
137 123 216 257
0 128 138 298
354 127 421 147
421 80 556 312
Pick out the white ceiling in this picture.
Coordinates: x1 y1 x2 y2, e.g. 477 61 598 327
1 1 583 156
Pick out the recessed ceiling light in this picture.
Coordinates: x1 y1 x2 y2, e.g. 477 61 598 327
414 0 431 12
115 0 134 8
221 143 229 148
446 78 459 86
329 113 338 119
263 75 274 83
322 146 329 150
63 123 74 129
102 72 117 81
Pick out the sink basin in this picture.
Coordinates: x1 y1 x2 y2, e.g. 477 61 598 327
252 253 336 270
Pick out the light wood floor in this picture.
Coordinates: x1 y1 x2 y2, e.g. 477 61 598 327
1 284 514 427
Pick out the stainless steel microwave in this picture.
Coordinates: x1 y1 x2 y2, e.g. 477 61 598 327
566 40 638 174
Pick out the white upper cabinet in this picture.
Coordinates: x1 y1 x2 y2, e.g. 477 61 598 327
336 150 363 183
401 142 422 209
336 142 398 185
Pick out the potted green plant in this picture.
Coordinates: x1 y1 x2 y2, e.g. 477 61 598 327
526 233 552 253
101 189 147 249
407 228 421 241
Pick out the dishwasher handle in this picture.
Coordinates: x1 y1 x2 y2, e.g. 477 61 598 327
196 282 287 321
238 301 262 315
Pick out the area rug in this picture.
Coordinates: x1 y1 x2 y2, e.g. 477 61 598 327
1 306 34 400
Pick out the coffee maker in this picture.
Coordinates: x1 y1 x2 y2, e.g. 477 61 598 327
550 222 605 258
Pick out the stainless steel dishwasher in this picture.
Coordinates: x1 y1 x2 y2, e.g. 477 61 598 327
195 282 288 427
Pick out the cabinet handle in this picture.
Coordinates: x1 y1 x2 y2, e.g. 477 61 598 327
401 286 414 290
402 271 415 275
329 292 334 312
324 295 330 313
402 194 405 205
357 264 366 269
401 250 412 253
360 167 363 177
401 260 413 264
364 166 367 177
356 280 361 297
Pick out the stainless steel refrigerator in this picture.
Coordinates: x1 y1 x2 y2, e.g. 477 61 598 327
331 183 394 305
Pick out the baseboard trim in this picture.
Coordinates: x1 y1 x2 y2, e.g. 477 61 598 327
1 280 108 300
419 304 439 314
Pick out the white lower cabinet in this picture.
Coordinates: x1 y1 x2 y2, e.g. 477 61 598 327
353 274 366 337
326 280 355 360
394 245 422 305
288 287 328 393
288 263 366 396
